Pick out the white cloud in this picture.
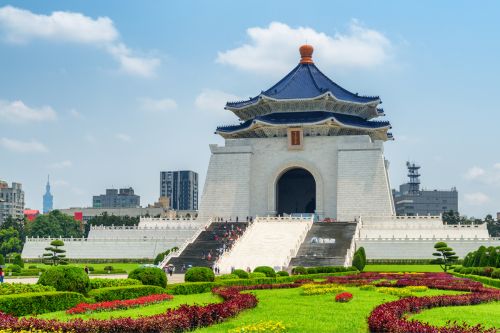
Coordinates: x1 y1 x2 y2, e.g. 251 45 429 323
0 137 48 153
115 133 132 142
464 166 485 180
195 89 241 112
49 160 72 169
217 20 392 75
138 97 178 113
0 6 160 77
0 99 56 123
464 192 490 206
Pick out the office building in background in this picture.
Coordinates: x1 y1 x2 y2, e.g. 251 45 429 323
160 170 198 211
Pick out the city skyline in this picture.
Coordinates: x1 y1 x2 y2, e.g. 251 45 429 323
1 1 499 217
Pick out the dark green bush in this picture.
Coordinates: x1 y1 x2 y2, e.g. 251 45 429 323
306 267 318 274
88 266 95 271
128 267 167 288
185 267 215 282
352 253 364 272
28 265 37 269
90 278 142 289
253 266 276 277
248 272 266 279
12 254 24 268
166 282 216 295
0 254 4 266
89 285 166 301
0 291 85 316
103 265 114 271
8 264 22 273
232 269 249 279
277 271 289 277
492 268 500 279
38 266 90 294
292 266 307 275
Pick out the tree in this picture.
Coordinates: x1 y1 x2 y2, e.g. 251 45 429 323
442 210 460 225
473 246 486 267
352 247 366 272
26 210 83 238
432 242 458 272
12 253 24 268
43 239 68 266
0 254 5 266
0 216 26 243
0 227 22 256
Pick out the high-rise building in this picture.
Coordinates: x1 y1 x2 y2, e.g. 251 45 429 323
92 188 140 208
0 180 25 224
43 175 53 214
160 171 198 211
393 162 458 216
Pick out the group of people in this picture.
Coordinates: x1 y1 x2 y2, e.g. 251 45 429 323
213 216 254 223
202 223 245 262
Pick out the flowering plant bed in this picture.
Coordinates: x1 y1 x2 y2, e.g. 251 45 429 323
301 283 345 296
66 294 174 314
228 320 288 333
334 292 353 303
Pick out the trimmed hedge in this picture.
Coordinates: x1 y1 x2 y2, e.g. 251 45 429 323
88 285 167 302
0 283 55 295
451 272 500 288
90 269 127 275
38 266 90 294
277 271 289 277
185 267 215 282
216 274 239 280
253 266 276 278
232 269 249 279
90 278 142 289
166 271 358 295
292 266 307 275
0 291 85 316
128 267 167 288
249 272 266 279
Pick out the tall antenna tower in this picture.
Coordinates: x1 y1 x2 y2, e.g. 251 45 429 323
406 161 420 194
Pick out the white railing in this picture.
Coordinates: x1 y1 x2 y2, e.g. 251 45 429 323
158 217 213 269
214 221 257 269
255 215 313 223
344 221 362 267
283 218 313 267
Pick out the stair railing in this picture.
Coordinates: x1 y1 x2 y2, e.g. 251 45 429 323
343 219 361 267
158 217 213 269
214 221 256 272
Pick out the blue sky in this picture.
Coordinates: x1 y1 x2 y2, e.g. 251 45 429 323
0 1 499 218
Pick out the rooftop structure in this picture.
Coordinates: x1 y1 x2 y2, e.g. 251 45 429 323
43 175 53 214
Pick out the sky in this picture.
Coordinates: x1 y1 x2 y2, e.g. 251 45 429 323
0 1 499 218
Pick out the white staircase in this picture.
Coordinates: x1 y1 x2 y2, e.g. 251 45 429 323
216 215 313 273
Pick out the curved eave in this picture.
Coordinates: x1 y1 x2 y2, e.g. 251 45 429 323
225 92 380 111
216 115 391 136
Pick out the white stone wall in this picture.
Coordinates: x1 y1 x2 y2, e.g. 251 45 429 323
199 135 394 221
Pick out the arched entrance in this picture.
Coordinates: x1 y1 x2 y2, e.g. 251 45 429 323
276 168 316 215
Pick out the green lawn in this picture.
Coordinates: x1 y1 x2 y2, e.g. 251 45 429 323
364 264 444 272
34 292 220 320
411 302 500 329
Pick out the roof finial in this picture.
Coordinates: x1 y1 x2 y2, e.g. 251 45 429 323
299 44 314 64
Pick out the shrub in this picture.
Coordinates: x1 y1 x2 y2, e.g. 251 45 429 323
28 265 37 269
228 321 288 333
277 271 289 277
128 267 167 288
492 268 500 279
335 292 353 303
103 265 114 271
166 282 216 295
88 285 167 302
359 284 376 291
12 254 24 268
253 266 276 278
217 274 239 280
292 266 307 275
88 266 95 271
37 266 90 294
249 272 266 279
0 254 4 266
232 269 249 279
306 267 318 274
352 253 364 272
0 291 85 316
0 283 55 295
90 278 142 289
8 264 21 273
185 267 215 282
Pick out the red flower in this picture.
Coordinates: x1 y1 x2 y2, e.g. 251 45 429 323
66 294 174 314
335 292 353 303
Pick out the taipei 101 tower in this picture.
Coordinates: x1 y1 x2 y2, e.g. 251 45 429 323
43 175 53 214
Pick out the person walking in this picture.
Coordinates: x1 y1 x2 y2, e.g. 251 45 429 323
84 266 89 275
0 268 4 283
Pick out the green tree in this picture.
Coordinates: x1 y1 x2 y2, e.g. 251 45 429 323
0 254 5 266
0 227 22 256
0 216 26 243
12 253 24 268
43 239 68 266
473 246 486 267
432 242 458 272
26 210 83 238
442 210 460 225
352 247 366 271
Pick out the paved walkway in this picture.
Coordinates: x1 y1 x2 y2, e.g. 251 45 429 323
5 273 185 284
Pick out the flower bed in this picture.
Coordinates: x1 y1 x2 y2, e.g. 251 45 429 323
66 294 173 315
301 283 345 296
334 292 353 303
228 320 288 333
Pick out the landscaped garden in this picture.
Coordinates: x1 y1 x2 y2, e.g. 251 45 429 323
0 262 498 333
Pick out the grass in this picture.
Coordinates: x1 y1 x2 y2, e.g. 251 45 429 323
411 302 500 329
364 265 444 273
33 292 220 321
195 287 461 333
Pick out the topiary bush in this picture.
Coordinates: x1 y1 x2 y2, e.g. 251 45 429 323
0 283 55 295
104 265 114 271
232 269 249 279
249 272 266 279
292 266 307 275
88 285 166 302
277 271 289 277
37 266 90 294
12 254 24 268
90 278 142 289
253 266 276 278
128 267 167 288
216 274 239 280
306 267 318 274
185 267 215 282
